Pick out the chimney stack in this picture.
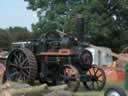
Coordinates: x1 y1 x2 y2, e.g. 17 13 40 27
76 14 85 41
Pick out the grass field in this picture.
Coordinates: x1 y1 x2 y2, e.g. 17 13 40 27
75 83 128 96
76 91 128 96
76 91 104 96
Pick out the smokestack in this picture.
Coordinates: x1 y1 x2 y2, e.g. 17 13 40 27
76 14 85 41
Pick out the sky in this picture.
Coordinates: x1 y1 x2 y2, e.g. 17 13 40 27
0 0 38 31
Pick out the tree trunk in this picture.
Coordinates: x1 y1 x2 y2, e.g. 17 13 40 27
11 84 48 96
0 82 69 96
44 90 73 96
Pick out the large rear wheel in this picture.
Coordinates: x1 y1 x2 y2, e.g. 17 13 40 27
3 48 37 84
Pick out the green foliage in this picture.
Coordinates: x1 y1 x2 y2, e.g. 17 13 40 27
8 27 32 41
0 27 32 49
87 0 128 52
25 0 128 52
0 29 13 49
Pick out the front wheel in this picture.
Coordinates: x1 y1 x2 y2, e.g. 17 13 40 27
83 67 106 90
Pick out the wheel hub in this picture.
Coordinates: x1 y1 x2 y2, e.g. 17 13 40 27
91 76 98 81
107 91 120 96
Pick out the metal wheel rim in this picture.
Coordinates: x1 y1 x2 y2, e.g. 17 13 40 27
84 67 106 90
107 90 120 96
7 49 29 81
5 48 37 83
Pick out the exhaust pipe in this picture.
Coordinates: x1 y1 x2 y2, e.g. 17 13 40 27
76 14 85 41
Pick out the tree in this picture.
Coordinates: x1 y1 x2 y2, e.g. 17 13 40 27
25 0 128 52
87 0 128 52
0 29 13 49
8 26 32 42
24 0 81 36
0 27 32 50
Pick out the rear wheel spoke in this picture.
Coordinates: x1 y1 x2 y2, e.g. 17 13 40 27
18 74 22 81
14 54 20 64
21 58 28 66
8 71 19 80
10 64 19 69
22 66 30 70
22 71 28 79
24 70 30 75
21 73 26 81
13 57 19 65
19 53 24 63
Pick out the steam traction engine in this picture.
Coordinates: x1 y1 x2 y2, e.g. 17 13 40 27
3 16 106 91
